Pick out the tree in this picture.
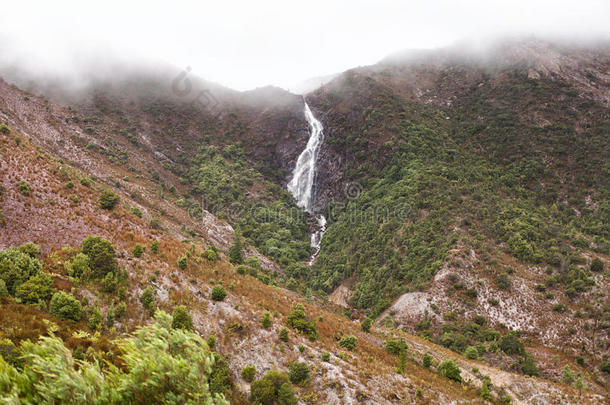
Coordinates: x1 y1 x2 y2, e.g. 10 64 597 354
562 364 575 385
172 305 193 330
132 244 144 258
99 189 119 210
288 362 309 384
260 311 272 328
464 346 478 360
241 365 256 382
361 317 373 332
250 371 293 405
49 291 82 321
590 257 604 272
139 286 156 315
81 236 117 278
229 234 244 264
438 360 462 382
422 353 432 368
211 285 227 301
68 253 90 279
279 327 289 342
15 272 55 304
338 335 357 351
0 247 42 295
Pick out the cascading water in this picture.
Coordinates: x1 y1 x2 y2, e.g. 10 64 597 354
287 102 326 263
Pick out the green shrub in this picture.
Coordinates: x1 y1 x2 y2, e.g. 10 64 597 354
590 257 604 272
496 273 512 290
65 181 74 189
562 364 575 385
385 338 408 355
139 286 155 315
130 206 143 218
464 346 479 360
101 272 118 293
288 362 309 384
286 305 318 341
203 249 218 261
19 242 41 257
0 123 10 134
209 352 233 399
99 189 119 210
211 285 227 301
0 247 42 295
49 291 82 321
322 352 331 362
172 306 193 330
338 335 357 351
177 255 188 270
229 240 244 264
520 353 538 376
68 253 90 279
15 272 54 304
279 327 289 342
150 240 159 253
422 353 432 368
81 236 117 278
499 332 525 356
437 360 462 382
600 361 610 373
0 280 8 298
241 365 256 382
361 317 373 332
251 371 295 405
260 311 272 328
16 181 31 196
132 244 144 258
88 305 103 330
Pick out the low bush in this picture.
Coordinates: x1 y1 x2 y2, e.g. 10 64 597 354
437 360 462 382
288 362 309 384
338 335 357 351
211 285 227 301
132 244 144 258
99 189 119 210
49 291 82 321
286 304 318 341
172 305 193 330
241 365 256 382
260 311 272 328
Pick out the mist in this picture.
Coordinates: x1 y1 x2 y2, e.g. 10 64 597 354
1 0 609 93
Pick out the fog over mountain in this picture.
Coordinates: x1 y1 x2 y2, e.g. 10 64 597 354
1 0 609 91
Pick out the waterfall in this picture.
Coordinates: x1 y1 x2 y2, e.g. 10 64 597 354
287 102 326 262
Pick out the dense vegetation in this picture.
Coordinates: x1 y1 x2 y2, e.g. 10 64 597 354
0 311 229 404
307 72 609 315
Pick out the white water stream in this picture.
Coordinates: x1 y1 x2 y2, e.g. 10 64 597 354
287 102 326 262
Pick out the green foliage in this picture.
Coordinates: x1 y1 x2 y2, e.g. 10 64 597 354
18 242 41 257
211 285 227 301
203 249 217 261
101 272 118 293
520 353 538 376
0 123 10 134
68 253 90 279
361 317 373 332
49 291 82 321
260 311 272 328
286 305 318 341
464 346 478 360
88 305 103 330
15 272 54 304
279 327 289 342
437 360 462 382
600 361 610 373
171 305 193 330
16 180 31 196
0 280 8 298
150 240 159 254
499 332 524 356
250 371 295 405
132 244 144 258
209 352 233 400
288 362 309 384
130 206 143 217
139 286 156 315
422 353 432 368
562 364 575 385
322 352 330 362
186 144 309 270
98 189 119 210
385 338 408 355
241 365 256 382
338 335 357 351
81 236 118 278
590 257 604 272
177 255 188 270
0 247 42 295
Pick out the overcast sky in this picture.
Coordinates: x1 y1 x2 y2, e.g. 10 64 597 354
1 1 609 91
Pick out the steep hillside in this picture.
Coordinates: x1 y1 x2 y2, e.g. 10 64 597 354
1 38 609 403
